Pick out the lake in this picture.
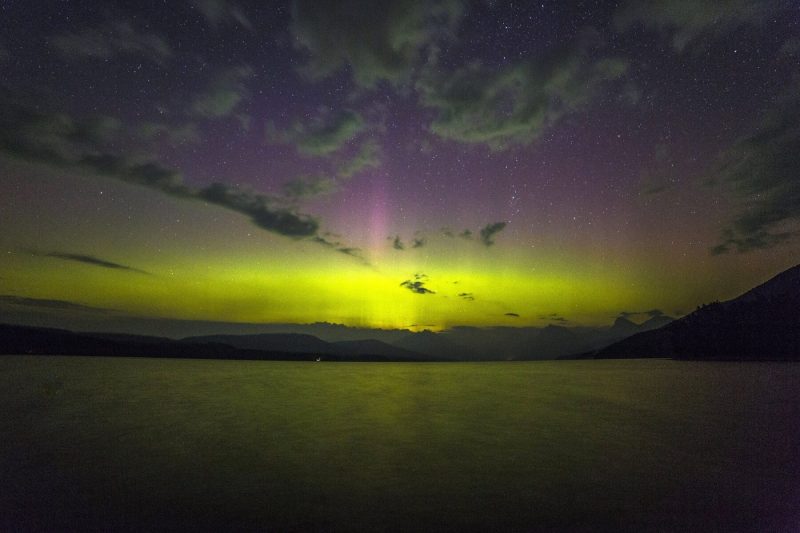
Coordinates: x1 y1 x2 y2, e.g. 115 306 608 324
1 356 799 532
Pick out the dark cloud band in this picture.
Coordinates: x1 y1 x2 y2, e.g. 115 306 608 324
0 100 320 240
480 222 507 247
29 251 151 275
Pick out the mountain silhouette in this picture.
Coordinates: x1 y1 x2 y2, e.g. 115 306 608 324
587 264 800 360
0 324 438 361
639 315 673 331
331 339 426 360
184 333 334 354
609 317 639 337
2 307 684 361
0 323 315 360
393 330 472 360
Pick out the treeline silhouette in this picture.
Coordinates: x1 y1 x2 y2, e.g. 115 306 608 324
591 264 800 361
669 295 799 360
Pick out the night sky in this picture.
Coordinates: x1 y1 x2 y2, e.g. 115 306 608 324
1 0 798 334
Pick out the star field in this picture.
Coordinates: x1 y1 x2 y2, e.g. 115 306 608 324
0 0 798 333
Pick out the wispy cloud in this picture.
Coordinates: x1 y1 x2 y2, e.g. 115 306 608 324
392 223 505 251
192 0 253 31
618 309 665 319
312 236 371 266
539 313 569 323
280 140 381 202
198 183 319 237
0 294 115 313
281 175 338 200
389 232 425 251
138 121 201 146
417 30 628 149
614 0 784 52
400 273 435 294
29 251 151 275
337 140 381 178
268 109 366 156
0 99 321 241
51 20 172 64
190 66 253 119
290 0 464 87
709 87 800 254
479 222 507 246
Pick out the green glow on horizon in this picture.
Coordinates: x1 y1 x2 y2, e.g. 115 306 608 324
2 237 704 329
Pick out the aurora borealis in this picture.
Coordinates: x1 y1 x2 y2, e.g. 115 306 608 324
1 0 798 335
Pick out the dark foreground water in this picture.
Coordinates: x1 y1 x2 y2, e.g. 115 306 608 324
1 357 799 532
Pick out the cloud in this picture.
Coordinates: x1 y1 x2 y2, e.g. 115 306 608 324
389 233 425 250
79 154 192 196
191 66 253 119
779 38 800 59
539 313 569 323
479 222 507 246
400 273 435 294
418 225 506 247
504 312 520 318
29 251 151 275
236 113 252 131
401 280 435 294
618 309 665 319
709 89 800 254
192 0 253 30
51 21 172 64
417 31 628 149
336 247 366 261
198 183 318 237
0 99 320 239
0 103 185 195
638 144 676 195
281 175 338 200
138 122 201 145
280 141 381 201
458 292 475 301
290 0 464 87
0 295 115 313
337 140 381 178
311 236 370 265
268 109 365 156
614 0 783 52
69 115 125 145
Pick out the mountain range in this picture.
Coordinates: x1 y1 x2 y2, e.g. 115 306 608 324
183 314 677 361
0 314 672 361
583 264 800 360
1 264 797 361
0 324 439 361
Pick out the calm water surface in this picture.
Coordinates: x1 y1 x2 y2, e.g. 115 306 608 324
2 356 799 532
